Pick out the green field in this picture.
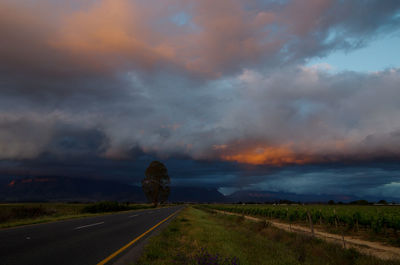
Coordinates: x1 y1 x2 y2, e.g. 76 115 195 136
0 202 155 228
135 206 400 265
201 204 400 247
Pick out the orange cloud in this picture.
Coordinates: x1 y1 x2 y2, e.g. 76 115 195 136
183 0 279 76
1 0 395 79
220 145 315 166
1 0 337 77
50 0 176 71
47 0 282 76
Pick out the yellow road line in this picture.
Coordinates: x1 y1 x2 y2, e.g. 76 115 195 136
96 210 180 265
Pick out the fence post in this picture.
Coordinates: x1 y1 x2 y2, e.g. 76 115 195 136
286 208 291 231
335 214 346 248
319 209 322 225
307 211 314 237
334 209 338 228
341 229 346 248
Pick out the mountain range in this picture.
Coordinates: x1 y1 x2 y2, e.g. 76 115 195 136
0 176 397 203
0 176 224 203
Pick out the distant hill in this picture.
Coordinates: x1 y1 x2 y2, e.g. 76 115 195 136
0 176 397 203
169 186 225 203
0 176 225 203
0 176 141 202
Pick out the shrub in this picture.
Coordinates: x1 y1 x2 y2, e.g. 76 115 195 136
0 206 55 223
81 201 130 213
173 248 239 265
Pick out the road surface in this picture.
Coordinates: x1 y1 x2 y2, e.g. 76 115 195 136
0 205 183 265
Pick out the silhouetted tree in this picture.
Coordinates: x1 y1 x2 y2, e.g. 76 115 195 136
350 199 370 205
378 199 388 205
142 161 170 206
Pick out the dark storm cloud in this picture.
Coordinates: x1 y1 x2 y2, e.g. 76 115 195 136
47 125 109 156
0 0 400 197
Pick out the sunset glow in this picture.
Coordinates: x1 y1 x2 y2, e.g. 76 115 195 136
221 146 314 166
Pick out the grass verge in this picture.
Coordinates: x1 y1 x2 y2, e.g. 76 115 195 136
134 206 400 265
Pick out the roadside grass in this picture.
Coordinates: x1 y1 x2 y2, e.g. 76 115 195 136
0 202 156 229
134 206 400 265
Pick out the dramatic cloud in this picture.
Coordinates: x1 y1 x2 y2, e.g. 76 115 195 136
212 67 400 165
1 0 400 197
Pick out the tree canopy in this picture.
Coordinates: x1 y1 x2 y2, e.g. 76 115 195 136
142 161 170 206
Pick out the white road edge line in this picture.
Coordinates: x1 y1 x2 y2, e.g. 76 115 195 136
74 222 104 230
129 214 139 218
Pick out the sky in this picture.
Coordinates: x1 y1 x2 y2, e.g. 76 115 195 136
1 0 400 199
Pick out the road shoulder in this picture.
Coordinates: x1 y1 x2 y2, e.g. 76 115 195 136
108 207 184 265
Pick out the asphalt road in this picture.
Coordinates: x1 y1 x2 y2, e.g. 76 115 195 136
0 205 183 265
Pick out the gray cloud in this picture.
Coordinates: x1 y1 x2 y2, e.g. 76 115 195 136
0 0 400 197
2 67 400 164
